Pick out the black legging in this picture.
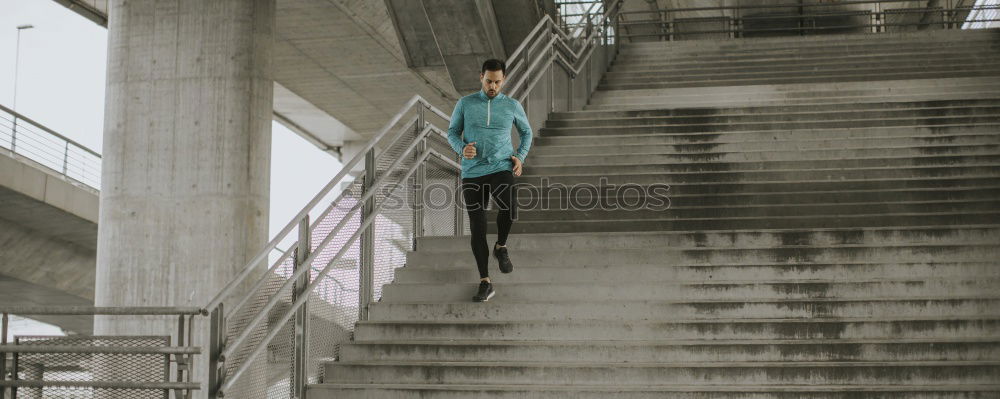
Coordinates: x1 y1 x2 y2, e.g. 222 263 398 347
461 170 517 279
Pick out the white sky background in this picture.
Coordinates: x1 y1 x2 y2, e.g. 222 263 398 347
0 0 344 239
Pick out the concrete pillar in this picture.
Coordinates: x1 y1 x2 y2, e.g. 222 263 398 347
95 0 274 396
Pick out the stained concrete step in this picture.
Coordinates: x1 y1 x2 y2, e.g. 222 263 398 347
606 59 1000 81
538 117 1000 135
527 147 1000 166
512 189 1000 214
504 176 1000 198
492 200 999 222
545 106 1000 127
614 46 1000 67
405 245 1000 269
586 77 1000 110
394 262 1000 285
619 28 1000 51
368 299 1000 321
614 48 1000 67
524 155 1000 176
353 318 1000 341
378 279 1000 303
498 213 1000 234
531 132 1000 154
550 99 1000 120
339 338 1000 363
414 227 1000 252
512 165 1000 185
324 361 1000 386
309 383 1000 399
534 125 1000 147
597 68 1000 90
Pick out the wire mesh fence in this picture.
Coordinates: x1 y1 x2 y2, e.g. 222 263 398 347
7 336 171 399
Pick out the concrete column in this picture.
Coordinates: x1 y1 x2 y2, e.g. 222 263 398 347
95 0 274 395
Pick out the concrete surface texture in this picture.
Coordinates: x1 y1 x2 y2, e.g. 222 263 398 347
52 0 545 157
311 28 1000 397
0 151 96 331
95 0 274 332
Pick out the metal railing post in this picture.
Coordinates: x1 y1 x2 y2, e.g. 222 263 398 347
359 148 376 321
1 312 7 399
414 107 426 249
291 216 310 399
207 305 225 399
62 142 70 175
10 116 17 153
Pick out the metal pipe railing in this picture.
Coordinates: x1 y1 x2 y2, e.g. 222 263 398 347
0 307 203 399
616 1 1000 42
0 104 102 190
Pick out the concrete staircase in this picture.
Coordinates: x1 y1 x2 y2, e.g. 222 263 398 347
311 28 1000 398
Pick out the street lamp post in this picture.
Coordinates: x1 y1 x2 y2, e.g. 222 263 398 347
11 24 34 153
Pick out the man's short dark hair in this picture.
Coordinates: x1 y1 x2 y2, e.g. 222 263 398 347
481 59 506 76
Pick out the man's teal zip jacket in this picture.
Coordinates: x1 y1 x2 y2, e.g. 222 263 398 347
447 90 533 179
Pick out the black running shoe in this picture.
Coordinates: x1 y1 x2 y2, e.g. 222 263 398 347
494 245 514 274
472 281 495 302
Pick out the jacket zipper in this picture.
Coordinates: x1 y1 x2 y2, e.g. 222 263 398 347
487 98 491 126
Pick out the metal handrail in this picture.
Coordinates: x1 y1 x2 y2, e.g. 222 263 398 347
203 95 447 313
218 148 459 395
217 123 451 365
0 104 102 190
507 0 622 100
616 0 959 14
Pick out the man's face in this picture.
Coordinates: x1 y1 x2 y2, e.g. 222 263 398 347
480 69 504 98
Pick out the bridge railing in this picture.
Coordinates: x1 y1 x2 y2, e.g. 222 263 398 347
616 0 1000 42
0 104 101 190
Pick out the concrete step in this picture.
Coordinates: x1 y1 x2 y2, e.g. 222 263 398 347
550 99 1000 120
511 187 1000 211
597 68 1000 90
339 338 1000 363
614 45 1000 66
415 227 1000 252
524 155 1000 176
405 244 1000 269
527 145 1000 166
352 318 1000 341
538 122 1000 138
377 279 1000 303
323 361 1000 386
309 383 1000 399
493 200 999 222
619 28 1000 51
515 165 1000 184
393 262 1000 285
497 213 1000 233
586 77 1000 110
368 298 1000 321
544 106 1000 127
608 56 1000 78
605 60 1000 82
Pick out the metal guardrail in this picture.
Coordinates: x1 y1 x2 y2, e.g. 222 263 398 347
0 104 102 190
200 1 622 398
0 307 203 399
616 0 1000 41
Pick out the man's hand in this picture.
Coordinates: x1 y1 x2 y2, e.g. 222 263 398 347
510 155 523 177
463 142 477 159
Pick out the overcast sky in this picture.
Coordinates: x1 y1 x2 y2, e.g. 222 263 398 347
0 0 344 239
